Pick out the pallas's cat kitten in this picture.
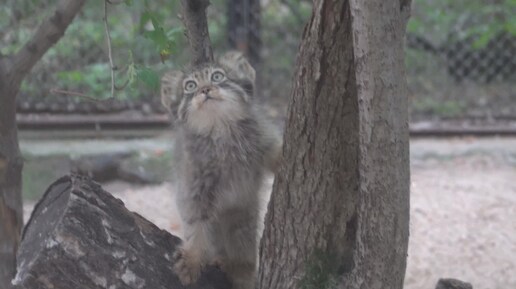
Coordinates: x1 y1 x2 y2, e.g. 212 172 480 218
160 51 281 289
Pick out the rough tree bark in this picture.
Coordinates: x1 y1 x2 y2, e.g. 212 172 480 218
180 0 214 66
0 1 86 288
258 1 412 289
12 175 229 289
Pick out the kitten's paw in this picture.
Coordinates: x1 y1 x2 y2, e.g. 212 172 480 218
173 248 201 285
210 257 225 269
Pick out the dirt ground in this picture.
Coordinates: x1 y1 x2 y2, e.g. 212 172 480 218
406 138 516 289
23 137 516 289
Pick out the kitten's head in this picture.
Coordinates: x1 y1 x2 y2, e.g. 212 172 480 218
161 51 256 133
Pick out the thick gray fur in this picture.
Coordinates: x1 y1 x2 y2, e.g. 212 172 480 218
161 51 281 289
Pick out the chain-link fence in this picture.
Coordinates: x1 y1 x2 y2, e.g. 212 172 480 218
3 0 515 121
406 0 516 121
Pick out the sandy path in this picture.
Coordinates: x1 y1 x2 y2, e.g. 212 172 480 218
406 155 516 289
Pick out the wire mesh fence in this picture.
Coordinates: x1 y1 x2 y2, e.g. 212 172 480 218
3 0 515 121
406 0 516 121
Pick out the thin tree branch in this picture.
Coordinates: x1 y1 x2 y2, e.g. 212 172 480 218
50 88 111 103
104 0 116 99
180 0 214 66
9 0 87 83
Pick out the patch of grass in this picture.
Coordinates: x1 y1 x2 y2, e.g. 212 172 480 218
412 98 465 118
22 155 72 201
299 249 340 289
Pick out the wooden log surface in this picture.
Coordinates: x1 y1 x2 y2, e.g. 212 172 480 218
11 174 230 289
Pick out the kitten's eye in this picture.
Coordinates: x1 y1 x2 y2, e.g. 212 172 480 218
211 71 225 83
184 80 197 92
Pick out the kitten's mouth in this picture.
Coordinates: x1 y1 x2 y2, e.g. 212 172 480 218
203 94 222 103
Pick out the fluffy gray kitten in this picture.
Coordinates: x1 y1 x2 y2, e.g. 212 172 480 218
160 51 281 289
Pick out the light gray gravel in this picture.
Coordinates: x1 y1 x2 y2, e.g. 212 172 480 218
23 137 516 289
406 140 516 289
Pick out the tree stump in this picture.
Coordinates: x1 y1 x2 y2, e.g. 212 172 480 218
12 175 230 289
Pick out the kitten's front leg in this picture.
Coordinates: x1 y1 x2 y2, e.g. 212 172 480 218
264 138 283 174
174 222 209 285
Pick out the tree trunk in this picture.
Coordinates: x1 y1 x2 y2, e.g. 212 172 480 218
12 175 230 289
0 66 24 289
227 0 262 97
0 1 86 287
227 0 261 67
180 0 214 66
258 1 411 288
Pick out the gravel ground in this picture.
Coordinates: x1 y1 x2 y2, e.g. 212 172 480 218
405 138 516 289
23 137 516 289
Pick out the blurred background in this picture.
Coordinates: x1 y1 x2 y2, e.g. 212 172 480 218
2 0 515 288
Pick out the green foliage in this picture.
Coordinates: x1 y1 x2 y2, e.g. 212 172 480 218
136 66 161 90
1 0 311 102
139 10 182 61
413 98 465 118
56 64 111 98
1 0 192 101
408 0 516 47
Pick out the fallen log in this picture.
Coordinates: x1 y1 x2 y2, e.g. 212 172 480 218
12 174 230 289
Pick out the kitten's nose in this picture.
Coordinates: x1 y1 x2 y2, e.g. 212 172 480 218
200 86 213 94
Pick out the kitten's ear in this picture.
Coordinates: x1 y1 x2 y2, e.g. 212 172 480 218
160 70 184 118
218 51 256 83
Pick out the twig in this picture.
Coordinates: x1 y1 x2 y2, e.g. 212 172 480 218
50 88 111 103
115 78 130 91
104 0 116 98
106 0 125 4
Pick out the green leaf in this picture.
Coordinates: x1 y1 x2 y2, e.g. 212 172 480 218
166 27 183 41
139 11 152 30
56 70 84 83
127 63 137 87
143 28 169 49
136 67 160 90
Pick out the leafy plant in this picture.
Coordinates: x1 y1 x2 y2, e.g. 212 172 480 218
408 0 516 47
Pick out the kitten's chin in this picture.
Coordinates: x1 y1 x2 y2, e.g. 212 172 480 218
186 106 246 136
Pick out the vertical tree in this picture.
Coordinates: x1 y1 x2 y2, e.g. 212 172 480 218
226 0 261 67
0 1 86 287
226 0 262 96
258 0 412 288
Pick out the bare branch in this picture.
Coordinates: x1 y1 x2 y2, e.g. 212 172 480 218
9 0 87 82
104 0 116 98
180 0 214 66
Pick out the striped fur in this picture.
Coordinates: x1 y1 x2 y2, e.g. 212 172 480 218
161 52 282 289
